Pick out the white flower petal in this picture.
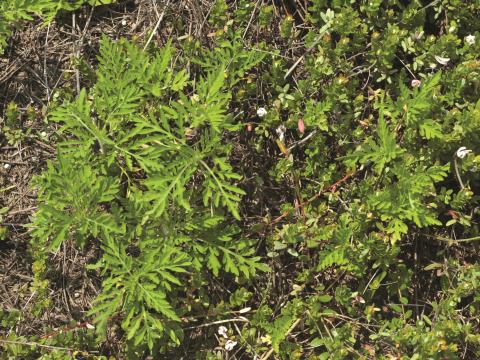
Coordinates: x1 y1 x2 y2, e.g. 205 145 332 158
466 35 476 45
434 55 450 66
225 340 238 351
411 79 421 87
256 107 267 118
218 325 228 339
456 146 472 159
276 124 286 142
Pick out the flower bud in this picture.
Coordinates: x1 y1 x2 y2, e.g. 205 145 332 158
297 118 305 134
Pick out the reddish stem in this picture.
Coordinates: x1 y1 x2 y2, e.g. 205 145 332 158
269 170 357 226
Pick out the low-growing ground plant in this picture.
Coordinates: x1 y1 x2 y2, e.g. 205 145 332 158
28 34 268 356
1 0 480 359
0 0 115 53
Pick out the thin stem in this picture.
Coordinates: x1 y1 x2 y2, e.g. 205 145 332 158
424 233 480 243
143 0 171 51
453 157 465 189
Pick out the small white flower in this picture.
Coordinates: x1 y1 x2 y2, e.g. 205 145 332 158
3 163 10 169
411 79 421 87
434 55 450 66
456 146 472 159
256 107 267 118
225 340 237 351
217 325 228 339
40 131 47 137
276 124 286 142
121 19 127 26
465 34 476 45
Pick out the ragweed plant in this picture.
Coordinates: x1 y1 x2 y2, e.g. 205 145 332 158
29 35 267 354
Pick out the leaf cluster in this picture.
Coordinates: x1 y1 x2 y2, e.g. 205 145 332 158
29 34 267 353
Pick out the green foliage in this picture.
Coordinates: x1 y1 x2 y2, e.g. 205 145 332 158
348 112 405 175
90 236 189 350
31 156 122 250
5 0 480 358
0 0 115 53
225 1 480 359
27 33 267 356
0 102 36 145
